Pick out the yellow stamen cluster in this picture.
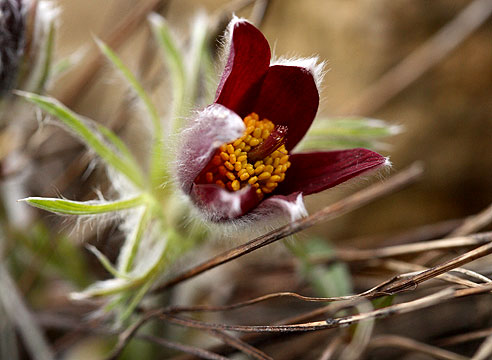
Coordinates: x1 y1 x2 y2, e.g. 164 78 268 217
196 113 291 199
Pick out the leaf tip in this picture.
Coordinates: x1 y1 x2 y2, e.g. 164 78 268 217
147 12 164 27
12 89 32 98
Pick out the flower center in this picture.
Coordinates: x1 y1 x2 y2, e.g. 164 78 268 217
195 113 291 199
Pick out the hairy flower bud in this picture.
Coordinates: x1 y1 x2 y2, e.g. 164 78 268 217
0 0 26 96
0 0 57 101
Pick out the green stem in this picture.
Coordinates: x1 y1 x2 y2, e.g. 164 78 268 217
118 205 151 274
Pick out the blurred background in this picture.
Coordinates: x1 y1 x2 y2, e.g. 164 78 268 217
1 0 491 359
51 0 492 242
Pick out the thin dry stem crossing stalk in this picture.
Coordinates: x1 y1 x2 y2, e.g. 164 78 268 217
103 231 492 359
137 335 229 360
152 163 424 293
160 291 362 314
369 335 469 360
318 231 492 263
472 334 492 360
380 259 484 288
344 218 463 249
319 336 344 360
437 327 492 347
107 311 273 360
157 284 492 333
123 238 492 353
451 202 492 237
207 329 273 360
378 240 492 294
250 0 271 27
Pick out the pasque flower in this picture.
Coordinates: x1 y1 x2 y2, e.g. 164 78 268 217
177 18 387 222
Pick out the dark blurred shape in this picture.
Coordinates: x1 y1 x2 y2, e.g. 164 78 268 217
0 0 25 96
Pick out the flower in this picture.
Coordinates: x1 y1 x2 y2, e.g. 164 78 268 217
177 18 387 222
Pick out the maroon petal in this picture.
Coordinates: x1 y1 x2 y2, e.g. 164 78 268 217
276 148 387 196
254 192 307 221
190 184 259 221
215 20 271 117
176 104 245 194
252 65 319 151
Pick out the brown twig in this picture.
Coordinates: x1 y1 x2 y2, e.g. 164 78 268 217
436 327 492 347
104 234 492 358
152 238 492 314
250 0 271 27
472 334 492 360
416 203 492 266
312 232 492 264
380 259 484 289
450 203 492 237
130 239 492 351
340 0 492 115
157 284 492 333
378 240 492 294
37 312 229 360
152 162 424 293
106 309 273 360
207 330 273 360
319 336 344 360
368 335 469 360
105 309 161 360
161 292 361 314
137 334 229 360
351 218 463 248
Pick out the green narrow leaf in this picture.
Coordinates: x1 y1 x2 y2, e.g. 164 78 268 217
95 39 161 136
51 46 90 80
16 92 145 188
288 237 353 298
95 38 165 189
21 195 147 215
187 13 209 107
117 206 151 273
120 279 153 322
72 230 180 299
96 123 141 172
297 138 376 151
86 245 131 280
35 21 56 93
72 237 167 298
311 117 401 137
371 295 395 309
148 13 187 128
201 46 218 105
298 116 402 151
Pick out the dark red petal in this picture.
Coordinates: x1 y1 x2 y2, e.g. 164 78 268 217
255 192 307 221
176 104 245 194
215 20 271 117
276 148 387 196
190 184 259 221
252 65 319 151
